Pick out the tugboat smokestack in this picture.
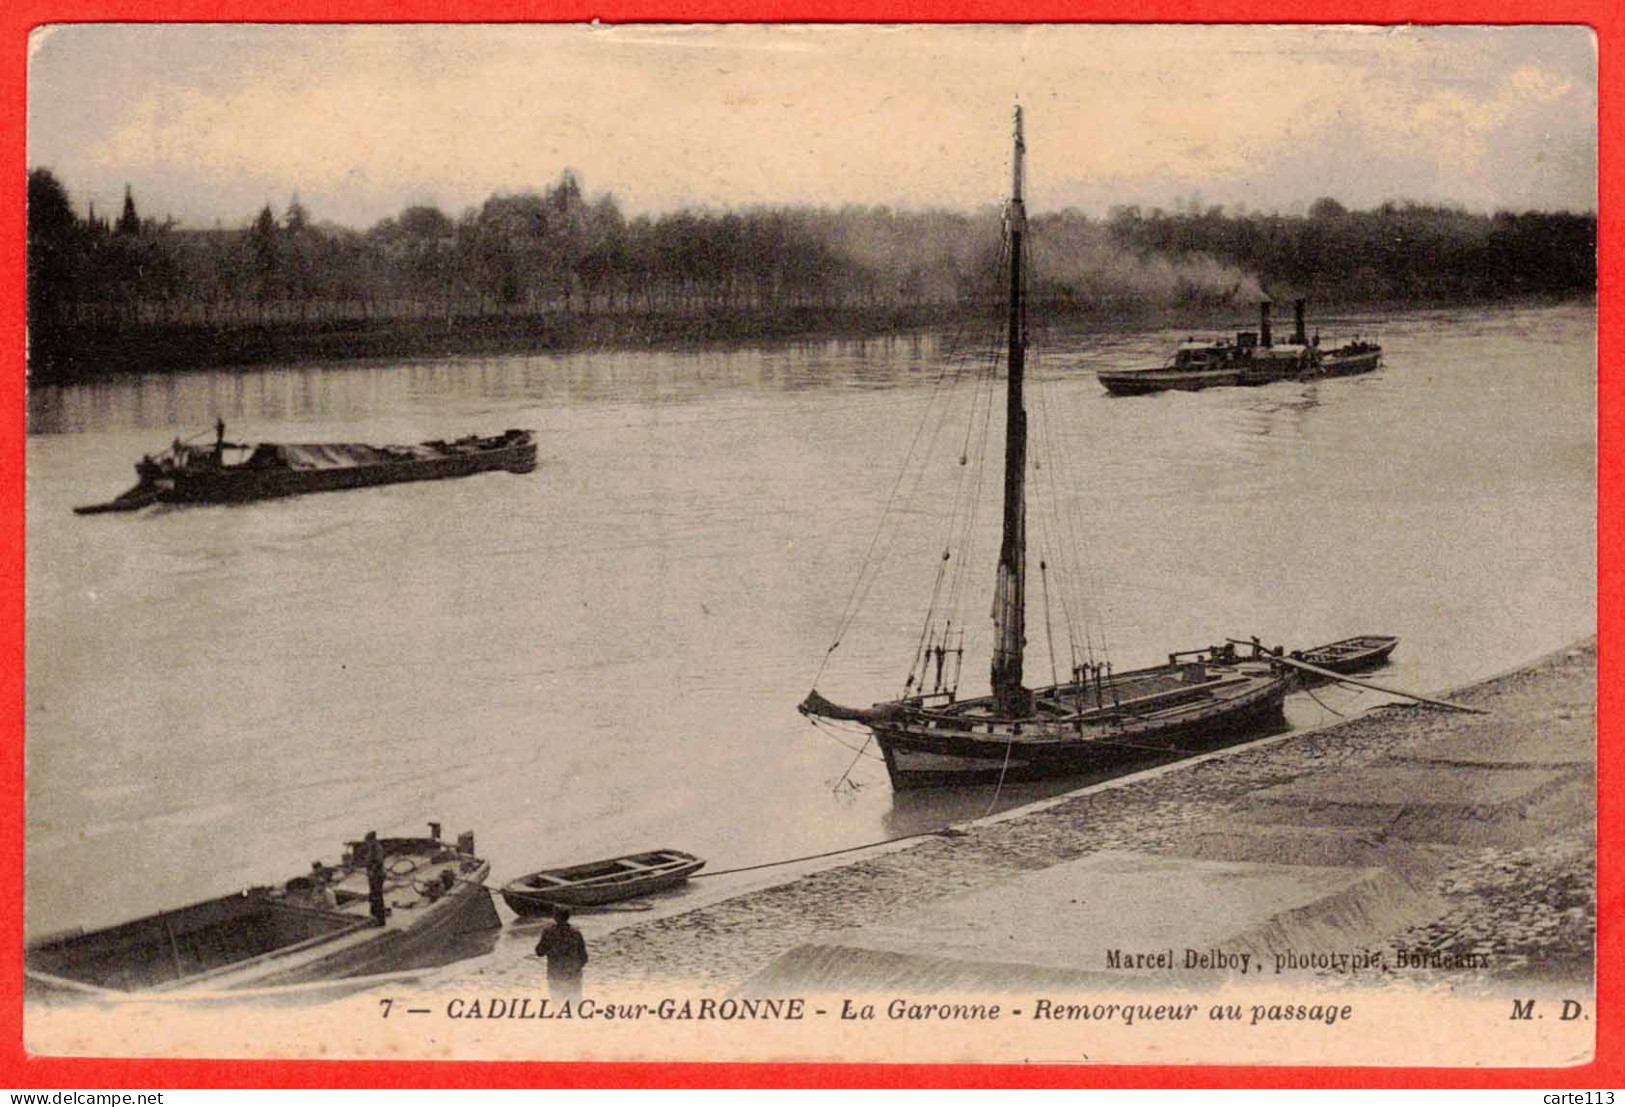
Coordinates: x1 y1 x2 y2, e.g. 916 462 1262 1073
1259 300 1272 348
1293 298 1307 345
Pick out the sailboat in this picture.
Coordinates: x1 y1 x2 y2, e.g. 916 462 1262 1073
798 108 1296 790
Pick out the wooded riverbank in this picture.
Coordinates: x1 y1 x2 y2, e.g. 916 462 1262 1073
27 304 961 383
29 165 1595 384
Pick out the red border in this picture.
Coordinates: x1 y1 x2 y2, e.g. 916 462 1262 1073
1 4 1615 1089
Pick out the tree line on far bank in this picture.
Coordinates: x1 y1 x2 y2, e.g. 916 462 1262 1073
26 166 1596 375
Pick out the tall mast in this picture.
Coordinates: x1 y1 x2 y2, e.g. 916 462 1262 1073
990 105 1031 716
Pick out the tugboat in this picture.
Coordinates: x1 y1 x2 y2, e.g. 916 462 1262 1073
1096 299 1381 395
74 421 537 514
797 109 1295 790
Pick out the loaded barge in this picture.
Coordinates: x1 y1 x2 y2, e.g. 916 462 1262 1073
75 422 536 514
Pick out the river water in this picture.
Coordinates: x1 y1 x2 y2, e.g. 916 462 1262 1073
25 301 1595 939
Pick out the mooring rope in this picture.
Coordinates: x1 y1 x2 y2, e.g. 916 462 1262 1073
981 733 1020 820
691 825 970 880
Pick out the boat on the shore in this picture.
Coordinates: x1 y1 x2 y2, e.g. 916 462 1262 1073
499 849 706 916
25 824 501 999
1096 299 1382 396
74 423 537 514
1295 635 1399 675
798 109 1296 791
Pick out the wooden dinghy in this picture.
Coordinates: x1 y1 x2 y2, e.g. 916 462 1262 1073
25 824 501 1000
1294 635 1399 675
500 849 706 916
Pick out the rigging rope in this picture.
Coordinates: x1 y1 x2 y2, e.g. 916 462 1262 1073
906 551 953 697
932 236 1009 690
806 715 886 760
809 334 980 691
1033 372 1094 681
1024 231 1115 677
1040 559 1060 689
940 320 1001 670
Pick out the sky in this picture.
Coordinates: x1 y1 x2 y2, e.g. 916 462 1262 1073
27 23 1597 230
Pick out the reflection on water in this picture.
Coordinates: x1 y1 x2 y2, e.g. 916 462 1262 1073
1232 388 1322 437
25 302 1595 939
28 334 950 437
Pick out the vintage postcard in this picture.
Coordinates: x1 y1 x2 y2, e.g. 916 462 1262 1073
19 22 1597 1071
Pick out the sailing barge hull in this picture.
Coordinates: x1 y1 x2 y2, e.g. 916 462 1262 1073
863 666 1293 790
873 697 1288 789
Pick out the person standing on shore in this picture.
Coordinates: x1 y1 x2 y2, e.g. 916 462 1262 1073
534 905 588 1000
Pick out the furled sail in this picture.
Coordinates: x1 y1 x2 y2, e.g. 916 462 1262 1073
990 104 1031 717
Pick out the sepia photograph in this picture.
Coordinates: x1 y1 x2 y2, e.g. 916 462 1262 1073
19 22 1598 1070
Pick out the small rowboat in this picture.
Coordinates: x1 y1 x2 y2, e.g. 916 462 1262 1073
500 849 706 916
1295 635 1398 675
